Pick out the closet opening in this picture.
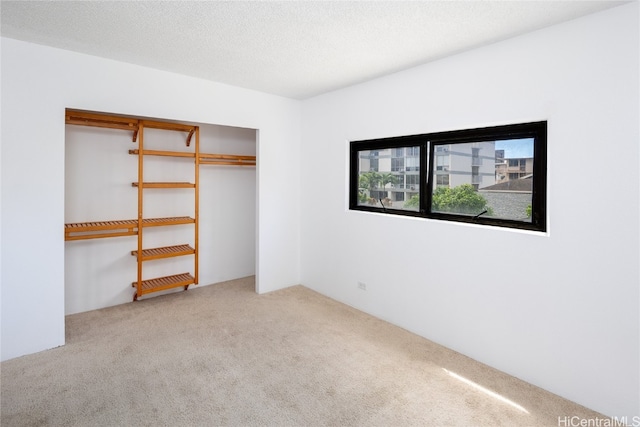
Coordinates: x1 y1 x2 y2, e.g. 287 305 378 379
64 109 257 314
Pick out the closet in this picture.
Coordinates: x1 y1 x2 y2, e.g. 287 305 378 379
64 110 256 302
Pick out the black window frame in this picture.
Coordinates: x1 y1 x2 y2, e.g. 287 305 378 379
349 121 547 232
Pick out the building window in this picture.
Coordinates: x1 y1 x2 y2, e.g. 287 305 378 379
391 158 404 172
349 121 547 232
436 174 450 187
436 154 449 171
405 174 420 189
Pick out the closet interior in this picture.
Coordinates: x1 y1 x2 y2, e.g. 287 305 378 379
64 110 256 303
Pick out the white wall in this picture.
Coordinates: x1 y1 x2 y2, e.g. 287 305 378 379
64 123 257 314
1 38 301 360
301 3 638 420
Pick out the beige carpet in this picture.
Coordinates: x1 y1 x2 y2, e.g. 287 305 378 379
1 277 604 426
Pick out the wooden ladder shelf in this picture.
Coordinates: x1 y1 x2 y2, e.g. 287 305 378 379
129 119 200 300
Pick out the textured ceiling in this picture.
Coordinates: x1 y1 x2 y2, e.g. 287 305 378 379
0 1 627 99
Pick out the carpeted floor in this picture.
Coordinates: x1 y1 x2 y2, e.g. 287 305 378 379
1 276 605 426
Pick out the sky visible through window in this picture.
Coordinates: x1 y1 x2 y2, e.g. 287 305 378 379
495 138 533 158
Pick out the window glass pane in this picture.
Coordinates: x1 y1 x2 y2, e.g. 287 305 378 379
431 138 534 222
358 146 420 211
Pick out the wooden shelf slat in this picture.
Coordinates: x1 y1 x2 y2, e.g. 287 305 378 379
131 244 195 261
128 151 254 164
65 230 137 241
140 120 196 133
142 216 195 227
66 110 138 130
65 219 138 231
133 273 195 298
65 219 137 241
129 149 195 158
65 216 195 240
200 160 256 166
65 119 136 132
132 182 196 188
199 153 256 167
199 153 256 161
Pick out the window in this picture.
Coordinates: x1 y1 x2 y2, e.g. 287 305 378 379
391 158 404 171
436 154 449 171
349 121 547 232
355 144 421 212
406 174 420 189
436 174 449 186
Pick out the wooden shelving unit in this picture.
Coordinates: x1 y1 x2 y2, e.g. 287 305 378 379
131 119 199 301
64 109 256 301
